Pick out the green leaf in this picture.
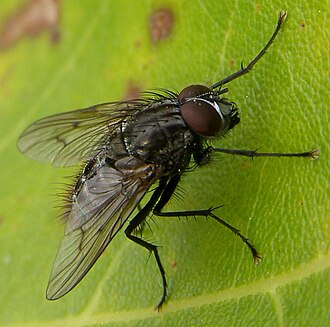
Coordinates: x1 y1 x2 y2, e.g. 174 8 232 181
0 1 328 326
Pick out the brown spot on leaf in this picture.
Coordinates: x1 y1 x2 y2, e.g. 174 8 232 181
149 8 174 43
0 66 13 88
0 215 3 225
0 0 61 51
134 38 141 49
300 21 306 29
123 80 142 101
255 4 262 12
240 161 250 170
228 58 235 66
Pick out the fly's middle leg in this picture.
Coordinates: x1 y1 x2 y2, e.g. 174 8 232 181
153 176 261 263
154 206 261 263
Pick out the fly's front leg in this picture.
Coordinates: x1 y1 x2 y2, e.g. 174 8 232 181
211 11 287 89
125 178 168 310
153 176 261 263
211 147 319 159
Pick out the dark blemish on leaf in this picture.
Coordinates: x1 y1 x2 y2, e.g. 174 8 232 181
240 161 250 170
255 4 262 12
134 39 141 49
228 58 235 66
299 21 306 29
171 260 177 269
149 8 174 43
123 80 142 101
0 0 61 51
0 66 13 89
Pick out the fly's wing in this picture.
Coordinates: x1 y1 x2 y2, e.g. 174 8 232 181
17 101 146 167
47 159 160 300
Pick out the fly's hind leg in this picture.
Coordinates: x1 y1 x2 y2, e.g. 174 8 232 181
125 178 168 310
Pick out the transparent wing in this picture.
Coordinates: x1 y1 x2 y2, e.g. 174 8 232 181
46 159 159 300
17 101 146 167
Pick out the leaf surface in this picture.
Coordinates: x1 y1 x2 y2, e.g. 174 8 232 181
0 1 328 326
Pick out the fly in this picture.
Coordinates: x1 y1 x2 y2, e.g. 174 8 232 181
17 11 317 309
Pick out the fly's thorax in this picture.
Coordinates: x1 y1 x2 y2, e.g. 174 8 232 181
102 125 129 159
121 104 195 174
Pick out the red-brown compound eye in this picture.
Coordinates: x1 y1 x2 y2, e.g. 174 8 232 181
178 84 211 100
179 85 223 137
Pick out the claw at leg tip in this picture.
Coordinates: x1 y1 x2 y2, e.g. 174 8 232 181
253 254 263 265
310 149 320 160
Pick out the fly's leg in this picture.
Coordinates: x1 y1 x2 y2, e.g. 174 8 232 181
125 178 168 310
211 11 287 90
153 176 261 263
134 204 146 235
155 209 261 263
211 147 319 159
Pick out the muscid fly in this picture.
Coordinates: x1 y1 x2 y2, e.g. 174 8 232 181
17 11 317 309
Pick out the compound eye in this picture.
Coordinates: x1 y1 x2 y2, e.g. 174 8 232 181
179 85 223 137
178 84 211 101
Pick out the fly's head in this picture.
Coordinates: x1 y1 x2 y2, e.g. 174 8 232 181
178 84 239 138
